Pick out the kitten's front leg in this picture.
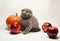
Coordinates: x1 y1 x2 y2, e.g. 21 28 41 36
23 22 32 34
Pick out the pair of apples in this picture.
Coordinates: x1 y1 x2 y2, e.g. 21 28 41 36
42 22 58 38
6 13 22 34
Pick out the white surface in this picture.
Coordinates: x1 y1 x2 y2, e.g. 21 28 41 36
0 25 60 41
0 0 60 41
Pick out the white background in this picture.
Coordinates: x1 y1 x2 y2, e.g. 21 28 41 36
0 0 60 41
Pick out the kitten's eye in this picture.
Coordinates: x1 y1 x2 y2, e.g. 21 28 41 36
30 12 32 13
26 11 29 13
28 11 32 13
22 10 24 11
22 11 26 13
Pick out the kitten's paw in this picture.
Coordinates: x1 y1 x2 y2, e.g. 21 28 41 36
23 31 28 34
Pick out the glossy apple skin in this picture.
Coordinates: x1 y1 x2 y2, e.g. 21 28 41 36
10 22 22 34
42 22 52 32
47 27 58 38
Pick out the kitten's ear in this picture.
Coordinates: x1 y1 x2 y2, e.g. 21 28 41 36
22 10 24 12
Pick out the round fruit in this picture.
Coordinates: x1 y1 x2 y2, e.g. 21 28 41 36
10 22 22 34
42 22 52 32
47 27 58 38
6 13 20 29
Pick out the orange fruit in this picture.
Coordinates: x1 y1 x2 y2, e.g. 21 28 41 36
6 13 20 30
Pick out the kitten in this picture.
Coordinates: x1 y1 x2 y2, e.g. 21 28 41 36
20 8 40 34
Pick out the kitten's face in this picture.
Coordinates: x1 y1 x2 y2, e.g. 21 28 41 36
21 9 32 19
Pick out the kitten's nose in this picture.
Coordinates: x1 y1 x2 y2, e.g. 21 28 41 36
26 14 29 16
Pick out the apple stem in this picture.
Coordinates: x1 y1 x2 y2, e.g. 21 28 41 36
16 13 18 16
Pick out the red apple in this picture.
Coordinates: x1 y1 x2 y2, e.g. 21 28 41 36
6 13 20 30
42 22 52 32
47 27 58 38
10 22 22 34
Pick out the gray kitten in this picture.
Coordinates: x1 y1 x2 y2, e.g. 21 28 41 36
20 8 40 34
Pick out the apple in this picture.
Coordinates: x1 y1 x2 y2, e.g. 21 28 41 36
10 22 22 34
47 27 58 38
42 22 52 32
6 13 20 30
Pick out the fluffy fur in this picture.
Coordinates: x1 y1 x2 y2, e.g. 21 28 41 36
20 8 40 34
